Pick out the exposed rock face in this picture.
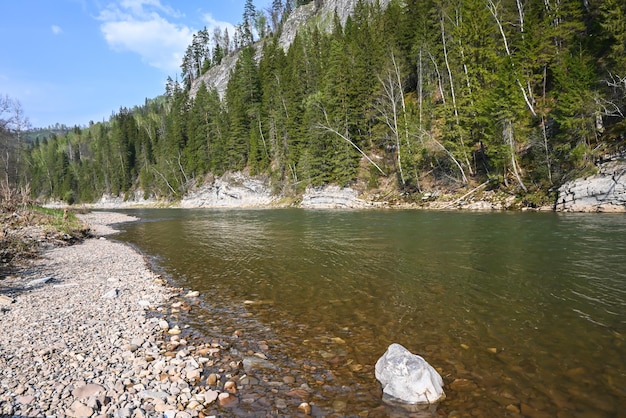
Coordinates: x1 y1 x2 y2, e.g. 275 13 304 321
92 190 158 208
179 172 275 208
375 343 445 405
188 52 239 100
301 185 372 208
190 0 391 99
556 160 626 212
278 0 391 51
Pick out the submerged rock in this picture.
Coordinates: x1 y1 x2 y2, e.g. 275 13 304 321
375 343 445 404
242 356 277 372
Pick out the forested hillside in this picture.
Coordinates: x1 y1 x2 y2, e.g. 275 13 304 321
20 0 626 204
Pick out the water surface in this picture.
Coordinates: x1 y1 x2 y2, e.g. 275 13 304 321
115 209 626 416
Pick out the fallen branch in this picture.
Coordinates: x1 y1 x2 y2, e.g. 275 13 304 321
443 179 492 209
315 105 386 176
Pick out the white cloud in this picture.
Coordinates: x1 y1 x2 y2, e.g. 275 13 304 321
98 0 192 73
119 0 182 19
51 25 63 35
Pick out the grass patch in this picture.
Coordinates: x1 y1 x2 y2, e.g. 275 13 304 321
1 204 90 274
28 206 87 235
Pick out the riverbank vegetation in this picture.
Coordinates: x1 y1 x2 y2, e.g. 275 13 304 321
6 0 626 205
0 188 88 273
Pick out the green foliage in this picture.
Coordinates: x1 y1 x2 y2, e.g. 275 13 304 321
17 0 626 203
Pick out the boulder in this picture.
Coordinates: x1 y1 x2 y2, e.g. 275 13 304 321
375 343 445 404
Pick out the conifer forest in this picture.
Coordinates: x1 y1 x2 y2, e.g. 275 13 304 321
14 0 626 204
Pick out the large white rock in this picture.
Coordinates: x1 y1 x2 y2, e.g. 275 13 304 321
375 343 445 404
179 172 275 208
301 185 370 209
556 160 626 212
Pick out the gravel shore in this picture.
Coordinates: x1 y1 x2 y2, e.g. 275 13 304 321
0 212 272 418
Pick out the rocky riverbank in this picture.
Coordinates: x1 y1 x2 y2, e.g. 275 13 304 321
555 160 626 212
50 158 626 213
0 212 314 417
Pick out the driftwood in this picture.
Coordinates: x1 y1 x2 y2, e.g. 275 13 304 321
443 179 492 209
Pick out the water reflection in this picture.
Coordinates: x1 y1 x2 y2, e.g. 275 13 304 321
115 209 626 416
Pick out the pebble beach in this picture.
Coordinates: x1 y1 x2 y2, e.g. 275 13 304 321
0 212 299 417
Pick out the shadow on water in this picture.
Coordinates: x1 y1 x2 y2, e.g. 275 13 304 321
114 209 626 416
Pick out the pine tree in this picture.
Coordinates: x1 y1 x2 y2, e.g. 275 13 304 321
224 46 261 170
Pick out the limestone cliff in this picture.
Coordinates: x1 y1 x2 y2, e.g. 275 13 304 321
555 160 626 212
189 0 390 99
179 172 276 208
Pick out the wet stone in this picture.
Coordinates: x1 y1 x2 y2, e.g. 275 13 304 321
450 378 479 392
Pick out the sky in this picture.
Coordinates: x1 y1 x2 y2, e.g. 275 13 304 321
0 0 271 128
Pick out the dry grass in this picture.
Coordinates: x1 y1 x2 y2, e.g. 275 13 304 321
1 183 90 275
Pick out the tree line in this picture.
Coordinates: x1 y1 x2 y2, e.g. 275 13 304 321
15 0 626 204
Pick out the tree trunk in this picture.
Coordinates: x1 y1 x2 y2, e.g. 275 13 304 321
440 13 473 176
504 120 528 192
487 0 537 117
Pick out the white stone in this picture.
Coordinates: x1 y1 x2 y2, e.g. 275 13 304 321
72 383 105 399
204 390 219 404
164 410 177 418
26 277 54 287
102 288 119 298
375 343 445 404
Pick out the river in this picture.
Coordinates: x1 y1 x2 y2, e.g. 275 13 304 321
113 209 626 416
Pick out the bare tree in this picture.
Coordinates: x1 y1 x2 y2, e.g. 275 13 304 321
503 120 528 192
0 95 30 189
487 0 537 117
375 53 413 189
315 104 386 176
439 9 473 177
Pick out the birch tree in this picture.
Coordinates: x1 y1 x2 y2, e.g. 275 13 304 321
375 53 414 189
0 95 29 189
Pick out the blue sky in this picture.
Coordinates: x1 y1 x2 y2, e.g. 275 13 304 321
0 0 271 128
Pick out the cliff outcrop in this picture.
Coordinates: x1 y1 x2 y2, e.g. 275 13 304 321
189 0 390 99
555 160 626 212
300 185 374 209
179 173 276 208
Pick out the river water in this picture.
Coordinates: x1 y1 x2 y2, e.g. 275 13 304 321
114 209 626 416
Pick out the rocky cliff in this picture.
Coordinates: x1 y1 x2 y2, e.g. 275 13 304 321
179 172 276 208
300 185 375 209
178 174 375 209
555 160 626 212
189 0 390 99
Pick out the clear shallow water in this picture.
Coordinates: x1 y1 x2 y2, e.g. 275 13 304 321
114 209 626 416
